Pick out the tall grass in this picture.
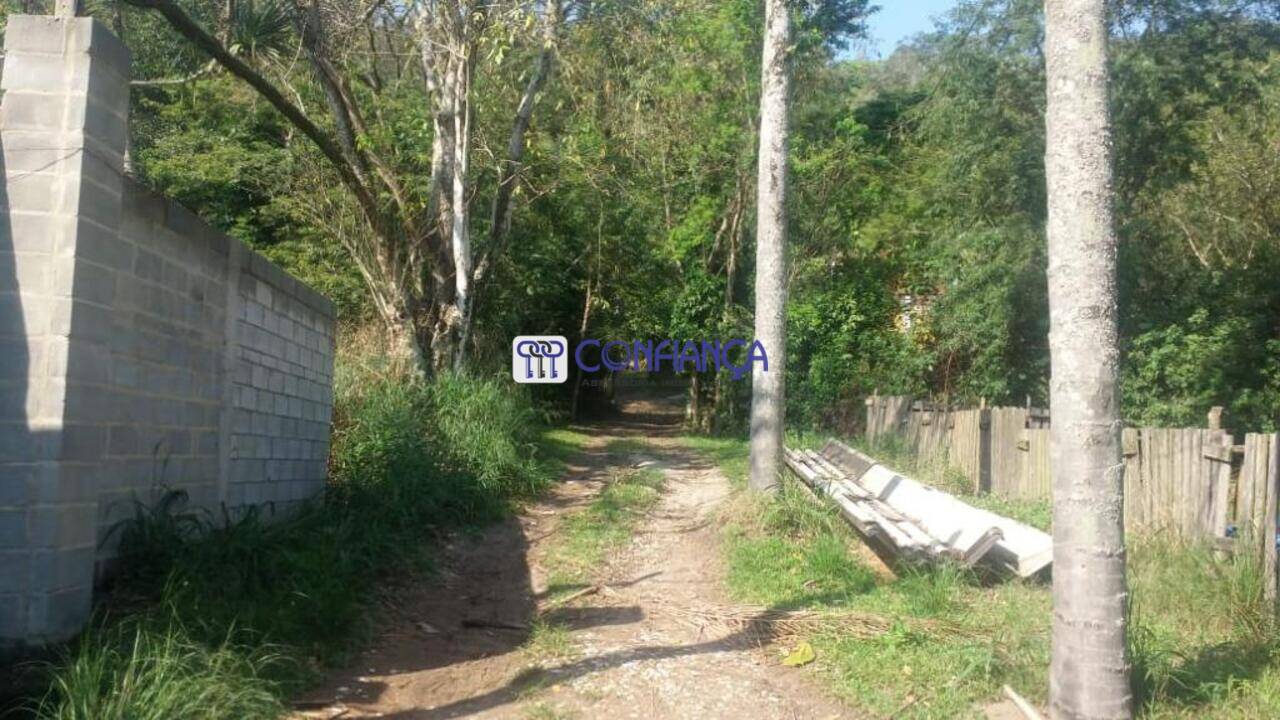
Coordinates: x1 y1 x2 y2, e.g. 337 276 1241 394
35 622 286 720
1128 534 1280 716
30 354 573 719
691 434 1280 718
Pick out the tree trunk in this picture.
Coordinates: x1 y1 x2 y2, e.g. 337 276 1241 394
570 275 595 421
714 180 744 429
1043 1 1132 717
748 0 791 493
451 51 475 369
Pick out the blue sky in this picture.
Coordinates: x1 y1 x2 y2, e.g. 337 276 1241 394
863 0 960 57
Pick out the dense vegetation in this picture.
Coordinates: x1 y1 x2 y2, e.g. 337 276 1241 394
27 357 585 719
58 0 1277 432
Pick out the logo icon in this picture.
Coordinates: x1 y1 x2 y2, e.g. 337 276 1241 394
512 336 568 384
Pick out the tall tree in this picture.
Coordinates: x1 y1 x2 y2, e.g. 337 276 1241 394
1042 0 1132 717
748 0 791 492
123 0 563 374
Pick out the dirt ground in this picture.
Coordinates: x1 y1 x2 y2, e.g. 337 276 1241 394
294 394 853 719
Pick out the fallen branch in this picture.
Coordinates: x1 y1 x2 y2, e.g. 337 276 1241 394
1003 685 1046 720
541 584 601 609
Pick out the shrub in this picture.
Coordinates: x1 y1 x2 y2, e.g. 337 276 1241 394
32 359 559 718
34 621 286 720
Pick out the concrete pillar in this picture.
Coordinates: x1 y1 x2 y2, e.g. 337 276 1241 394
0 15 130 648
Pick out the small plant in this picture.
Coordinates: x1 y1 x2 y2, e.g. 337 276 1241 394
34 621 287 720
523 619 579 663
524 702 577 720
542 466 665 589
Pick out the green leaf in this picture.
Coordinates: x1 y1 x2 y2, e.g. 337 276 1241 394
781 641 816 667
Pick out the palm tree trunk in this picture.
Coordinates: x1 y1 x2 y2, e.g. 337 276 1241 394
1043 1 1132 717
748 0 791 493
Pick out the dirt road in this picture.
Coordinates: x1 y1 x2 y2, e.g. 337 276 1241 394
297 397 850 719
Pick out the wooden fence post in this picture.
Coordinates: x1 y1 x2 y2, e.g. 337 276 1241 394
978 407 992 493
1239 433 1279 602
1266 433 1279 603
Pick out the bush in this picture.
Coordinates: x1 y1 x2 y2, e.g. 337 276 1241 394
34 622 286 720
32 360 559 719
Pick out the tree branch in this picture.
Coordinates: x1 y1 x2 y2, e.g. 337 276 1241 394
123 0 388 239
474 0 562 285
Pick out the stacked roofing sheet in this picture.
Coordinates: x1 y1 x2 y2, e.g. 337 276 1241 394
783 439 1053 577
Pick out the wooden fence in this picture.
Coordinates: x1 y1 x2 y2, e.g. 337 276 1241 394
865 395 1279 559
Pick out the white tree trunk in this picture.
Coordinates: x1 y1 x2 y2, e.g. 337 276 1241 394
1043 1 1132 717
451 52 474 368
748 0 791 493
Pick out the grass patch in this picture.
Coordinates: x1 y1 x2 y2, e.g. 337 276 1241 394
681 435 750 486
1127 534 1280 717
687 433 1280 717
32 621 287 720
522 620 579 664
710 455 1050 716
29 363 587 720
524 702 577 720
541 443 665 596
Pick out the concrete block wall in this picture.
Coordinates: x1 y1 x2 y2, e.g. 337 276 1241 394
227 245 335 512
0 16 336 648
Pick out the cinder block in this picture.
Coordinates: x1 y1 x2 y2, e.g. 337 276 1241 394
195 431 217 457
0 52 82 94
0 552 27 594
74 223 131 276
0 593 24 642
56 503 96 548
0 92 67 131
63 341 110 385
63 298 115 344
159 260 188 297
5 172 60 213
60 424 105 462
107 425 138 456
25 506 57 549
28 546 92 593
70 17 132 73
3 16 70 56
0 510 25 548
163 430 190 456
40 585 93 641
70 262 116 308
66 176 122 233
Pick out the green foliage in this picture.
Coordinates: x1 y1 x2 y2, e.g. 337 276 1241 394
62 0 1279 429
690 434 1280 717
1124 310 1280 430
795 0 1280 430
541 457 664 595
33 360 570 717
35 622 286 720
1127 536 1280 716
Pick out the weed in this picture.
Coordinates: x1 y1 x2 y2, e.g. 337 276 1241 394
523 620 579 663
542 466 664 591
32 363 585 718
524 701 577 720
33 621 287 720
